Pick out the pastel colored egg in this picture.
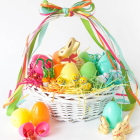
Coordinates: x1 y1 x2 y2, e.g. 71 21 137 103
97 53 115 74
31 60 49 75
19 122 34 138
79 51 92 63
52 51 61 65
80 62 96 79
35 122 50 137
53 64 64 79
61 63 80 81
10 108 31 128
30 54 52 75
103 101 122 129
31 102 50 127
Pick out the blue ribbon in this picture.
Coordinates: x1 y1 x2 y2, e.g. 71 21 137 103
92 16 140 89
62 8 69 16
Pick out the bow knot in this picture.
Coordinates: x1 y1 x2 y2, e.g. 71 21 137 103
62 8 74 17
61 54 78 63
40 0 95 17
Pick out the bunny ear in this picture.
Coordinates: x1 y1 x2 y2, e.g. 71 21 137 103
124 115 130 122
68 41 72 48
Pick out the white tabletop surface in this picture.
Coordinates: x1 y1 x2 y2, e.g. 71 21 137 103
0 90 140 140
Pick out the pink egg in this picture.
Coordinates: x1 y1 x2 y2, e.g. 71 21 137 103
19 122 34 138
35 122 50 137
30 54 52 75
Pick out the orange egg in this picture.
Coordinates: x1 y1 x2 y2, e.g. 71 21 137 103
53 64 64 79
52 51 61 65
31 102 50 127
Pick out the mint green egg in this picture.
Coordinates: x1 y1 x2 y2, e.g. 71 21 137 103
103 101 122 129
97 53 115 74
79 51 93 63
80 62 96 79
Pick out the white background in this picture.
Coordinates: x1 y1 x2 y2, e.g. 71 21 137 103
0 0 140 140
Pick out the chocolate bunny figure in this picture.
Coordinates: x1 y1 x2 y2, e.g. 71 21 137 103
112 123 126 140
122 115 132 135
58 38 84 70
98 116 109 135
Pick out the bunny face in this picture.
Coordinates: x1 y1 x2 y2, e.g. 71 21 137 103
112 123 123 135
121 115 132 135
100 116 109 129
58 38 80 59
98 116 109 135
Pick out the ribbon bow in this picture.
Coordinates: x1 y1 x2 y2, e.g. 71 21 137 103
61 54 78 63
124 124 129 129
113 132 123 137
40 0 95 16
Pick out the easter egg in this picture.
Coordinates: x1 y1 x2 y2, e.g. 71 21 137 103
61 63 80 81
30 54 51 75
53 64 64 79
35 122 50 137
31 102 50 127
80 62 96 79
97 53 115 75
10 108 31 128
103 101 122 129
79 51 92 63
52 51 61 65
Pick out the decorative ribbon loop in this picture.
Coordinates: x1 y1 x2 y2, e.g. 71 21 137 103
40 0 95 17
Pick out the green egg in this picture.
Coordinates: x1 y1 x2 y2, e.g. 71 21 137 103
80 62 96 79
79 51 93 63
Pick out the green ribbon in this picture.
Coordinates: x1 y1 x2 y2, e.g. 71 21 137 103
6 23 47 116
81 18 137 111
7 0 138 116
7 86 22 116
31 23 49 58
40 0 95 16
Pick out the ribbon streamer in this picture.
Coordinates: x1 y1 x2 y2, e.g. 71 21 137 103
4 0 139 116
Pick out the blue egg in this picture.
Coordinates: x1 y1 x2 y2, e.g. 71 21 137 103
102 101 122 129
97 53 115 74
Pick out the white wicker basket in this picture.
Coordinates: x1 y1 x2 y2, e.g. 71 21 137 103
27 13 120 123
29 86 119 122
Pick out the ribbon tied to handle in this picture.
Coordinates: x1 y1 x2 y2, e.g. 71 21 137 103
40 0 95 16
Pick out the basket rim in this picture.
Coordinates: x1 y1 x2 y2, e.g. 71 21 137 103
28 85 119 98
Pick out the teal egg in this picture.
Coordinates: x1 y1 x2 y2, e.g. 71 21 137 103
102 101 122 129
79 51 93 63
80 62 96 79
97 53 115 74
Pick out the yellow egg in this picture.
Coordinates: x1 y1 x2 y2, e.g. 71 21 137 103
61 63 80 81
10 108 31 128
